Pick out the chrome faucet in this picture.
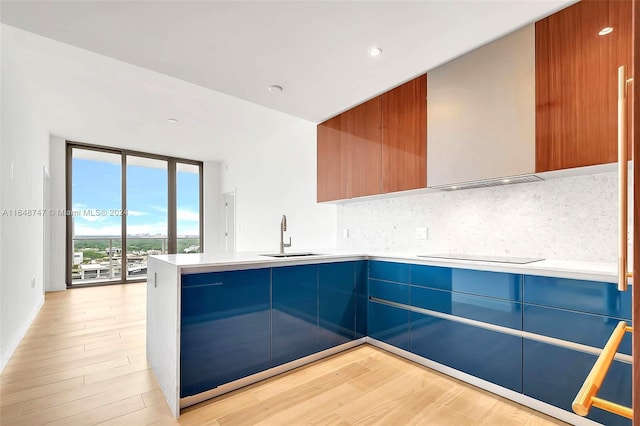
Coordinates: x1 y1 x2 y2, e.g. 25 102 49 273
280 214 292 254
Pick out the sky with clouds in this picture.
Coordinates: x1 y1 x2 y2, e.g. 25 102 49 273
72 157 200 237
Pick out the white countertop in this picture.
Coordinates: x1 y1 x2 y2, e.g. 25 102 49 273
150 251 625 283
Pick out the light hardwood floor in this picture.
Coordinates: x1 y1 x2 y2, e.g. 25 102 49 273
0 283 567 425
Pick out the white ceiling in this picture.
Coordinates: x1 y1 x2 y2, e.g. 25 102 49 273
0 0 574 123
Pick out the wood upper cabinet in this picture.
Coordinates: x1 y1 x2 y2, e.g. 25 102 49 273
382 75 427 193
347 96 383 198
317 115 348 202
316 74 426 202
535 0 632 172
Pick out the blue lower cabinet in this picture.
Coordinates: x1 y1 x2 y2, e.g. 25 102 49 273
410 312 522 392
524 304 632 355
411 265 521 302
318 262 356 350
180 268 271 397
272 265 319 367
369 279 409 304
411 286 522 330
523 340 631 426
368 301 410 350
523 276 631 319
355 261 368 338
369 261 410 284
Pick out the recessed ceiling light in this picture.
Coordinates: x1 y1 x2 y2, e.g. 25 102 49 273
599 27 613 36
502 179 511 184
268 85 283 93
167 118 178 123
368 47 383 58
450 185 458 190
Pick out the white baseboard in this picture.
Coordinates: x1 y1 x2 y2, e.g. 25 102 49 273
366 338 602 426
1 295 45 372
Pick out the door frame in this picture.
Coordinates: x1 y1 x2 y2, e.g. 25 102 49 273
65 141 203 287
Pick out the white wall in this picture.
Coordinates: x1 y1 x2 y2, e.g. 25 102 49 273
220 119 336 252
1 24 336 370
1 26 47 370
203 161 221 254
48 136 67 291
337 171 631 263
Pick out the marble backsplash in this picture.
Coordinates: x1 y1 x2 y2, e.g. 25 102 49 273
336 172 633 263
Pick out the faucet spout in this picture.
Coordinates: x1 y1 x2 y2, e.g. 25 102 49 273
279 214 292 254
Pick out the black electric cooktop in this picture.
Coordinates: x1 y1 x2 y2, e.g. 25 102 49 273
416 253 544 264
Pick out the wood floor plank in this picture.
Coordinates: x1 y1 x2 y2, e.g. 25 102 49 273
96 403 175 426
181 387 260 421
84 361 150 385
0 376 85 407
2 374 158 425
332 387 398 424
0 401 23 421
19 369 157 415
0 357 130 390
45 395 146 426
253 382 364 425
217 363 371 425
141 389 167 408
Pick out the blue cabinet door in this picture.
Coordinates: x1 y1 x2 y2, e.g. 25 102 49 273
368 280 410 350
523 340 631 426
524 304 632 355
272 265 319 367
523 276 631 319
411 265 522 301
368 301 410 350
410 312 522 392
318 262 356 350
369 261 410 283
180 268 271 397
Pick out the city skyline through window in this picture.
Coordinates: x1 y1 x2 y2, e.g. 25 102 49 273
68 144 202 286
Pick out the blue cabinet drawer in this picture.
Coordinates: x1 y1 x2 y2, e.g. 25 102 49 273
369 279 409 304
272 265 319 367
368 301 409 350
411 265 521 301
411 286 522 330
523 275 631 319
318 262 356 350
410 312 522 392
369 261 410 283
523 340 631 426
180 268 271 397
524 305 632 355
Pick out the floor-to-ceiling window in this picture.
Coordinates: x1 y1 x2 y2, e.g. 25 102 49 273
67 143 202 286
177 163 201 254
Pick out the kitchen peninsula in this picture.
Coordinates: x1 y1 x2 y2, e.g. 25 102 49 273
147 252 632 426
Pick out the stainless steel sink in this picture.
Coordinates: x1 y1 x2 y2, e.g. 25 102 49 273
260 252 323 258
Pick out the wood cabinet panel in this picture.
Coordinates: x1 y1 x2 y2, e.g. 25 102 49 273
382 75 427 193
317 115 348 202
347 97 383 198
317 75 427 201
535 0 632 172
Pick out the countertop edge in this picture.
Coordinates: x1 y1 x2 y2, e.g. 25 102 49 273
150 252 625 284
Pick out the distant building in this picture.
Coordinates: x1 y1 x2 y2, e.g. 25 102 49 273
184 245 200 253
73 252 83 265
